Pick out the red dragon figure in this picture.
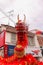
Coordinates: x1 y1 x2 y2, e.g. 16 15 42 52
15 14 28 48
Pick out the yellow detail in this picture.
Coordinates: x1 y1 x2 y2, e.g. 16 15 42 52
25 61 27 65
19 64 22 65
16 45 22 48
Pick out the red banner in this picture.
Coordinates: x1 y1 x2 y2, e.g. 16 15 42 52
0 30 6 47
4 44 8 58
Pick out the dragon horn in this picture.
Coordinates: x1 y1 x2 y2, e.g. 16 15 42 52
23 14 26 23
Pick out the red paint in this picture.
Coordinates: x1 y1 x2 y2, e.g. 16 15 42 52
0 30 6 47
36 31 42 35
4 44 8 58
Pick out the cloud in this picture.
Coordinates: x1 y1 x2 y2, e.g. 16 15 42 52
0 0 43 30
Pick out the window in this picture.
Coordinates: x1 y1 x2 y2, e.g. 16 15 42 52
11 33 17 45
40 46 43 56
28 36 35 46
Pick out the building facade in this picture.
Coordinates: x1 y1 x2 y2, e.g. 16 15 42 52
0 24 42 60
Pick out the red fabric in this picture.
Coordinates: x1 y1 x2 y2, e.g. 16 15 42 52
26 54 38 64
0 30 6 47
15 46 24 51
19 60 27 65
36 31 41 34
38 61 43 65
32 50 40 55
12 61 19 65
4 44 8 58
0 54 43 65
17 34 28 48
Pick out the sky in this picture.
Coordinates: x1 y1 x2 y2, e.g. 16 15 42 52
0 0 43 31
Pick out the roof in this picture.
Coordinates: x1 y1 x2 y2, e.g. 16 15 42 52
30 29 42 32
1 24 16 33
0 26 1 28
30 29 43 34
28 31 35 37
1 24 35 37
37 36 43 46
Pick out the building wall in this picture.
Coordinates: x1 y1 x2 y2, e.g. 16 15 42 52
1 26 6 31
5 32 17 45
0 25 42 60
34 35 40 47
0 47 4 57
25 35 42 59
28 36 35 46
